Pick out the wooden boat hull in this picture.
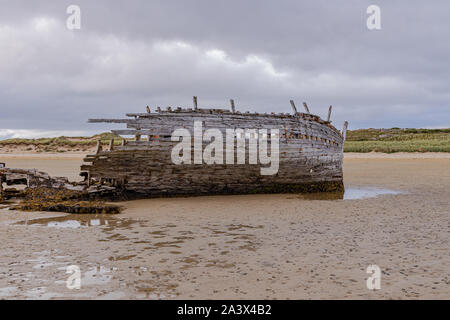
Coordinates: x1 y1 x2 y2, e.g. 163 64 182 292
82 110 346 196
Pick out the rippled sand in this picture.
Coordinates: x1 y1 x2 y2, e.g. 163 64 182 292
0 155 449 299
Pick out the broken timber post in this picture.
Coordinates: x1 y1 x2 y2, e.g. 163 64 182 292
95 140 102 154
341 121 348 141
302 102 310 114
193 96 198 110
327 105 332 122
109 139 114 151
289 100 298 114
230 99 236 113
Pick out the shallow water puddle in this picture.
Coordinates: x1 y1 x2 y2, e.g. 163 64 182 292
16 214 137 229
343 186 402 200
295 186 403 200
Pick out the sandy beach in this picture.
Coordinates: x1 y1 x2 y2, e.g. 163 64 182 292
0 153 449 299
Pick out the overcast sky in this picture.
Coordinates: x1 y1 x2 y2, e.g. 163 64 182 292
0 0 449 139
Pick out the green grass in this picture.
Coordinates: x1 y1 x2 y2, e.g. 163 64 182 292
345 128 450 153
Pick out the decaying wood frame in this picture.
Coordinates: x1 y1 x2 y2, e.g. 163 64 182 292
81 99 348 197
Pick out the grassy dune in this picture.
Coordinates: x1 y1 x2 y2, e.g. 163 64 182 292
345 128 450 153
0 132 123 153
1 129 449 153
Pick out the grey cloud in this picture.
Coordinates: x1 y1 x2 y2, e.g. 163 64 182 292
0 0 449 138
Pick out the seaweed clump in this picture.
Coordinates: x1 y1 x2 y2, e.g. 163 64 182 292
10 187 122 214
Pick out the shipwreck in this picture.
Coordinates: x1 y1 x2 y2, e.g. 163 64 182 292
80 97 348 197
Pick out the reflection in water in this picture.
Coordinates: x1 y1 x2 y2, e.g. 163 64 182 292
343 186 402 200
47 220 82 229
16 214 135 229
298 186 402 200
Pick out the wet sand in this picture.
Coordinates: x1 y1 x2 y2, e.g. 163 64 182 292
0 154 449 299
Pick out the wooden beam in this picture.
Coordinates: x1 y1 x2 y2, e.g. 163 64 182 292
230 99 236 113
193 96 198 110
112 129 154 136
88 119 133 124
302 102 310 114
108 139 114 151
289 100 298 114
95 140 102 154
327 105 332 122
341 121 348 141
